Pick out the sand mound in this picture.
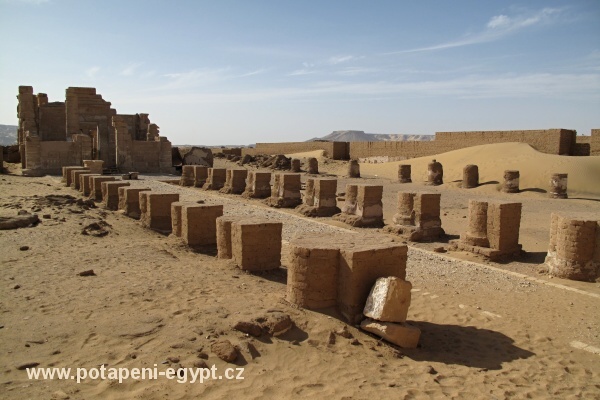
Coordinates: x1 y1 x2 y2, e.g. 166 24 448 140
285 150 326 160
361 142 600 196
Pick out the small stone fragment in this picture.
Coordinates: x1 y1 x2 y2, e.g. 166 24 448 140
233 320 263 337
261 312 293 337
19 246 29 251
16 361 40 370
78 270 96 277
211 340 238 363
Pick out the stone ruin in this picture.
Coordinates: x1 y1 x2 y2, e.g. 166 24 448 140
242 171 272 199
347 160 360 178
171 203 224 247
332 184 384 227
291 158 301 172
202 168 227 191
265 173 302 208
121 172 139 180
90 176 116 201
118 187 150 219
462 164 479 188
140 192 180 233
286 234 408 324
101 181 130 210
220 169 248 195
217 219 283 271
502 170 520 193
427 159 443 185
307 157 319 174
549 173 568 199
398 164 411 183
361 276 420 348
17 86 173 175
193 166 208 188
385 192 444 241
180 165 195 187
450 200 523 261
296 178 341 217
70 169 90 190
62 166 87 187
79 173 100 196
83 160 104 174
545 212 600 282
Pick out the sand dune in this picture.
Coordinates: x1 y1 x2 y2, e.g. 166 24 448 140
360 142 600 196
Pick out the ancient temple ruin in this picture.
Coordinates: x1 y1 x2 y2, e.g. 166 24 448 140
16 86 173 175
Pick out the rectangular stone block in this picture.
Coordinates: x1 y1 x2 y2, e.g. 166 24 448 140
267 173 301 207
338 244 407 324
360 319 420 348
363 277 412 323
63 166 86 185
314 179 337 208
79 173 101 196
487 202 521 252
180 165 195 186
70 169 90 190
101 181 130 210
243 171 271 198
171 202 185 237
118 187 150 218
231 220 282 271
181 204 224 246
83 160 104 174
141 193 180 233
220 169 248 194
89 176 115 201
202 168 226 190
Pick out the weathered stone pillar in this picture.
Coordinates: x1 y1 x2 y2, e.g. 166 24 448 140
427 159 443 185
549 173 568 199
464 200 489 247
171 202 185 237
265 173 302 208
398 164 411 183
180 204 224 246
83 160 104 175
348 160 360 178
462 165 479 188
193 166 208 188
101 181 130 210
70 169 90 190
216 216 239 259
297 178 340 217
89 176 115 201
231 220 282 271
341 184 358 214
545 213 599 281
242 171 271 198
202 168 227 190
333 184 383 227
502 170 520 193
291 158 301 172
180 165 195 186
220 169 248 194
392 192 415 225
140 193 180 233
118 187 150 219
304 178 315 206
307 157 319 174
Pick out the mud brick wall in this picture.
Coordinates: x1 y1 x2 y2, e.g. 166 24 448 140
38 102 66 141
349 141 444 159
24 135 92 175
574 135 591 156
591 129 600 156
181 204 224 246
242 141 349 160
231 220 282 271
141 193 180 233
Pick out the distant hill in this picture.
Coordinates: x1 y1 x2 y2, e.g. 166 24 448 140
0 124 18 146
308 130 434 142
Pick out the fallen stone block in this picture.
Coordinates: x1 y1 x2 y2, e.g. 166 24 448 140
360 318 420 348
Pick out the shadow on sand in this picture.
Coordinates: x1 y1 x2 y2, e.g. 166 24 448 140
402 321 535 370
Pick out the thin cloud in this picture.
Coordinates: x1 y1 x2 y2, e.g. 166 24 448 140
2 0 50 4
384 8 564 55
288 69 317 76
86 66 100 78
236 68 269 78
327 55 361 65
120 63 143 76
161 67 230 89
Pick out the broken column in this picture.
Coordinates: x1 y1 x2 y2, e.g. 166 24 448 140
450 200 523 261
545 213 599 282
216 216 240 259
360 276 419 348
118 187 150 219
265 173 302 208
179 204 224 246
549 173 568 199
231 220 282 271
63 166 86 186
296 178 340 217
202 168 226 190
89 176 116 201
170 202 185 237
180 165 195 187
502 170 520 193
220 169 248 195
385 192 444 241
194 166 208 188
70 169 90 190
332 184 384 227
291 158 301 172
398 164 411 183
348 160 360 178
242 171 271 199
307 157 319 174
79 173 101 196
462 164 479 188
83 160 104 175
140 193 180 233
427 159 443 185
101 181 130 210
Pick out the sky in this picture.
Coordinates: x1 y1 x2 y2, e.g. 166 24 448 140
0 0 598 145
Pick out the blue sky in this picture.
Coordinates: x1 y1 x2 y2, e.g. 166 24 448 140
0 0 598 145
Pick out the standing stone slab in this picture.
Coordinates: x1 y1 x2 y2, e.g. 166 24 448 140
80 173 101 196
101 181 130 210
180 165 195 186
265 173 302 208
220 169 248 195
363 277 412 323
194 166 209 188
118 187 150 219
242 171 272 199
70 169 90 190
202 168 227 190
398 164 411 183
140 193 180 233
89 176 116 201
231 220 282 271
181 204 224 246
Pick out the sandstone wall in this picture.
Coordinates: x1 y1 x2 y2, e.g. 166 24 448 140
592 129 600 156
38 102 66 141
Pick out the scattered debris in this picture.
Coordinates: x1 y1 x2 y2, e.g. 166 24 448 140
211 340 238 363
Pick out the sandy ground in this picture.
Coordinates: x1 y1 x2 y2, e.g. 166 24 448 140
1 143 600 399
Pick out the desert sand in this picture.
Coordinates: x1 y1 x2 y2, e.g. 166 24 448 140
1 142 599 399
